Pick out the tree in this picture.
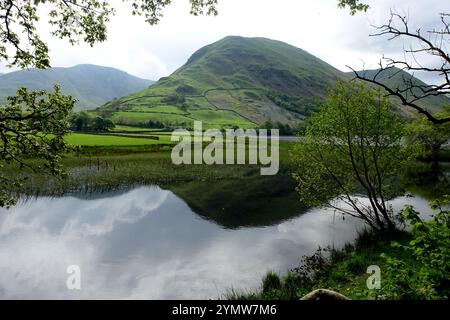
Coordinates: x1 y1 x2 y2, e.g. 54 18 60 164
162 93 186 105
404 108 450 170
348 12 450 125
69 111 91 131
69 112 115 132
0 86 75 207
92 116 115 132
292 82 409 232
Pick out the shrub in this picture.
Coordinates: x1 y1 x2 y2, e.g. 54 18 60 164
175 85 198 95
379 196 450 300
162 94 186 105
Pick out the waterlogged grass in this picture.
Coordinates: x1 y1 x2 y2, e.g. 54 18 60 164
0 140 300 230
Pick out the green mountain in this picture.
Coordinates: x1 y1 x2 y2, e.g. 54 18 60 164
99 36 449 129
347 68 450 115
0 64 154 110
99 36 351 129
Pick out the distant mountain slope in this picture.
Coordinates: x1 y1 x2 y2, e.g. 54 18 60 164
347 68 450 115
99 36 351 128
0 64 154 110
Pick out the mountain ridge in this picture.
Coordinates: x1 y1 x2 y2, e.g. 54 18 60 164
0 64 154 110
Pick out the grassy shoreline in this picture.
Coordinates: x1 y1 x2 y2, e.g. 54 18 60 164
226 231 414 300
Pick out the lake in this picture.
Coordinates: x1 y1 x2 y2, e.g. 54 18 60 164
0 185 435 299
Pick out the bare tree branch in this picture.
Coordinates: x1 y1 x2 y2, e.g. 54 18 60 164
349 12 450 125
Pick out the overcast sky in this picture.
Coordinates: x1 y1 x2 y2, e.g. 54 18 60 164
0 0 446 84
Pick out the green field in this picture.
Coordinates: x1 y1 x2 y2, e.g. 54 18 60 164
65 133 173 146
65 128 286 147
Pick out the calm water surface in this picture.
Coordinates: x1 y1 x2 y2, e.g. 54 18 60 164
0 186 433 299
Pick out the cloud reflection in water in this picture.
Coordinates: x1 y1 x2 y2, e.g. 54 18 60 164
0 187 432 299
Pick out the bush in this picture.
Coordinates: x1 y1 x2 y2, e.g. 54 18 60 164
162 93 186 105
175 85 198 95
292 247 329 285
379 196 450 300
69 112 115 132
265 91 321 117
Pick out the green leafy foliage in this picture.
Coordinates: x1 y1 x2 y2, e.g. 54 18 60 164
292 82 409 231
379 197 450 299
0 85 75 207
69 111 115 132
404 109 450 163
162 93 187 105
337 0 370 15
266 91 321 117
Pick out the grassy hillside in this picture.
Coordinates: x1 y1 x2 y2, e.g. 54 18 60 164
347 68 450 115
98 36 352 129
0 64 154 110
